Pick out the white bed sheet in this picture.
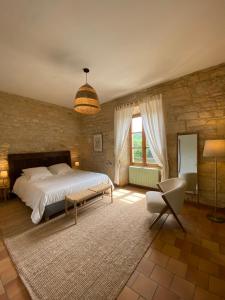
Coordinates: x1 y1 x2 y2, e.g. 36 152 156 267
13 169 113 224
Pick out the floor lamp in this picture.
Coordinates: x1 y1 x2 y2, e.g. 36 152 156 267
203 140 225 223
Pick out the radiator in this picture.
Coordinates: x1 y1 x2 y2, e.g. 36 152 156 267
129 166 160 188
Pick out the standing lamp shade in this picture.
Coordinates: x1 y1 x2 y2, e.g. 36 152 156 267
203 139 225 223
203 140 225 157
74 68 100 115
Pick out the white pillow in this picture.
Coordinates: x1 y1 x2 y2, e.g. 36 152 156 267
22 167 53 182
48 163 72 175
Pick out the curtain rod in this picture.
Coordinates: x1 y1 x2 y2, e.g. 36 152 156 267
115 101 138 111
115 93 162 111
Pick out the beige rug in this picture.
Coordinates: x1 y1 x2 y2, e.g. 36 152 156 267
4 191 161 300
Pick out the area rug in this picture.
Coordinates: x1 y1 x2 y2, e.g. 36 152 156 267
4 192 161 300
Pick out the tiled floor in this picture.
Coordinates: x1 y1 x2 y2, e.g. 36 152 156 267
118 202 225 300
1 188 225 300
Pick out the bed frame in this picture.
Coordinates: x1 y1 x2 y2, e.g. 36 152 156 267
8 151 72 221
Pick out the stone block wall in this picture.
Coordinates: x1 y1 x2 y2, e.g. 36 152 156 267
0 91 81 164
80 63 225 207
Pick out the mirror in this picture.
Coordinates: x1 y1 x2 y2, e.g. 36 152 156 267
177 133 198 202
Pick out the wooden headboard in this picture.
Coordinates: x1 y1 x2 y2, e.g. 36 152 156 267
8 151 71 190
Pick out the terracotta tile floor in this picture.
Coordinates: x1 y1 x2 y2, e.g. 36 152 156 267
118 201 225 300
1 188 225 300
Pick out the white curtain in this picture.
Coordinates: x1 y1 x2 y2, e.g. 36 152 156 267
139 94 169 181
114 105 133 185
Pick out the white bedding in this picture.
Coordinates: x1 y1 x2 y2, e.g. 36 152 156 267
13 169 113 224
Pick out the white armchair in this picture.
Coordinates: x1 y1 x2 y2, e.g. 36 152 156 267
179 172 198 203
146 178 186 232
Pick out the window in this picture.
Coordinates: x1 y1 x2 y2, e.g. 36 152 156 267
130 115 156 165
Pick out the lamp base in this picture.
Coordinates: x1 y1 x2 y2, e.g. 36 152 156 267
207 214 225 223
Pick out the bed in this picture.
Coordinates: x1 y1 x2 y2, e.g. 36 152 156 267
8 151 113 224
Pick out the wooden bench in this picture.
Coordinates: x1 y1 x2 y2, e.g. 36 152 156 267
65 183 113 224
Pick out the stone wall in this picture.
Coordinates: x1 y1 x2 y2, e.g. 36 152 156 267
0 91 80 164
80 63 225 207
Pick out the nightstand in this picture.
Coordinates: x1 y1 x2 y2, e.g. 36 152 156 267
73 161 80 169
72 167 80 170
0 185 9 201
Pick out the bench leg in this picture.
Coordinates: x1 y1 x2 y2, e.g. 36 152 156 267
111 186 113 203
74 202 77 225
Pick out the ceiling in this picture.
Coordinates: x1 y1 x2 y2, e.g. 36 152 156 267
0 0 225 108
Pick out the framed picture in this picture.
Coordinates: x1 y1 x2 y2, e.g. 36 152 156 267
93 134 103 152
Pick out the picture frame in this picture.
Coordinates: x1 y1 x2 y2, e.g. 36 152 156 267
93 134 103 152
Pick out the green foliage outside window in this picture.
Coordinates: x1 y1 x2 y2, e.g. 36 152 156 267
131 116 155 164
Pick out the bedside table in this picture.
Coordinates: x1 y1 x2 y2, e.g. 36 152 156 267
0 186 9 201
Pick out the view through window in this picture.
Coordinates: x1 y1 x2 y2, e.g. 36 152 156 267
131 116 155 165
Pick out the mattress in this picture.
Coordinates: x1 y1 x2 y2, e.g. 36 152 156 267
13 169 113 224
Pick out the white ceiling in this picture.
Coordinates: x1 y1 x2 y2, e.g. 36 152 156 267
0 0 225 108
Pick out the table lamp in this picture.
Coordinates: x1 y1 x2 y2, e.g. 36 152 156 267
74 161 80 167
203 140 225 223
0 170 8 186
0 159 8 186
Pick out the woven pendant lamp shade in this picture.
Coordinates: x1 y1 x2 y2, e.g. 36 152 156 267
74 68 100 115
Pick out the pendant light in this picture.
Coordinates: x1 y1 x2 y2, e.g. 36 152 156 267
74 68 100 115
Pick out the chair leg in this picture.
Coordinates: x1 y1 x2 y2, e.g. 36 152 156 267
171 211 186 232
161 195 186 233
149 207 168 229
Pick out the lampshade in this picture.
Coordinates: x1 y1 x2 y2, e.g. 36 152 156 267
0 159 8 171
0 170 8 178
74 68 100 115
203 140 225 158
74 161 80 167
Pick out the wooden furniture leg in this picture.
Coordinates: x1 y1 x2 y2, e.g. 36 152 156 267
150 206 168 229
74 202 77 225
171 209 186 232
111 186 113 203
162 195 186 233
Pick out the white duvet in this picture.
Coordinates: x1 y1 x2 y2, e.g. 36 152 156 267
13 169 113 224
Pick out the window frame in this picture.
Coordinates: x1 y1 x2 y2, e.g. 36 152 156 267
129 114 158 167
